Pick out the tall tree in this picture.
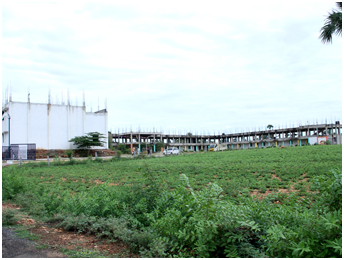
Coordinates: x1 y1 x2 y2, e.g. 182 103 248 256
69 132 105 149
319 2 342 44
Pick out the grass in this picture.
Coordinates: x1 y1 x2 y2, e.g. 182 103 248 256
59 247 110 258
14 228 41 241
35 244 48 250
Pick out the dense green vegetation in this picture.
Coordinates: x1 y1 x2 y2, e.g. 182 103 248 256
2 145 342 257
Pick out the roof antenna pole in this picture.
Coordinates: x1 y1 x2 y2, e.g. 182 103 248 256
9 82 12 102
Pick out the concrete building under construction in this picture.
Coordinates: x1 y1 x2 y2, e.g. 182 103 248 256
112 123 342 152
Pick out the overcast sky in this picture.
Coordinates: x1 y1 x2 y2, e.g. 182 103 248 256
2 0 342 135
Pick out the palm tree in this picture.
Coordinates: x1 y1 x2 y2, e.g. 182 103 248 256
267 125 274 130
319 2 342 44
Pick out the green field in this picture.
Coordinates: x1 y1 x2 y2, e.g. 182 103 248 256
3 145 342 257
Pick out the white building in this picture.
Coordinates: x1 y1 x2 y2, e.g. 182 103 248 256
2 101 108 150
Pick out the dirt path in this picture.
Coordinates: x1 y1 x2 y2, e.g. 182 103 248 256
2 227 65 258
2 203 140 258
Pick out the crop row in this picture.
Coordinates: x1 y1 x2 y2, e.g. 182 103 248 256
2 145 342 257
17 145 341 201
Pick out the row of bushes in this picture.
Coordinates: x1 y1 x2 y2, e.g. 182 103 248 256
2 161 342 258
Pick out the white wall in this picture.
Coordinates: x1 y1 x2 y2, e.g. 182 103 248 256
308 136 328 145
2 101 108 150
85 111 108 149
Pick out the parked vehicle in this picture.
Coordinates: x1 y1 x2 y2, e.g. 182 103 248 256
208 143 228 152
163 147 180 155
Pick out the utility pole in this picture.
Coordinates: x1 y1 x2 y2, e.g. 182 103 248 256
7 113 11 159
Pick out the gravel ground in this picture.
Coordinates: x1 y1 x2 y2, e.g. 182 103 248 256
2 227 65 258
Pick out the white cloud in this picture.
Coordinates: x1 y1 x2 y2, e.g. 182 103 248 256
2 1 342 133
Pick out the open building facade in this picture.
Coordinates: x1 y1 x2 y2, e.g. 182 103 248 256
112 123 342 152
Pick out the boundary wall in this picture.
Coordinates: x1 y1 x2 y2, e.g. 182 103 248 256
2 101 108 150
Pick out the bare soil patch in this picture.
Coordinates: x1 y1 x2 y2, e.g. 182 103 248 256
271 174 282 182
2 203 140 258
94 179 105 185
2 202 21 210
249 172 317 199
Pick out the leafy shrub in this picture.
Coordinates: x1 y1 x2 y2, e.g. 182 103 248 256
57 214 97 233
78 149 89 157
2 168 30 200
3 146 342 258
2 208 19 225
118 144 131 154
139 237 168 258
64 149 74 160
312 169 342 212
15 191 46 217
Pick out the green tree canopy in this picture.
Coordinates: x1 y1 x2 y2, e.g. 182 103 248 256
69 132 106 149
155 141 165 151
319 2 342 44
